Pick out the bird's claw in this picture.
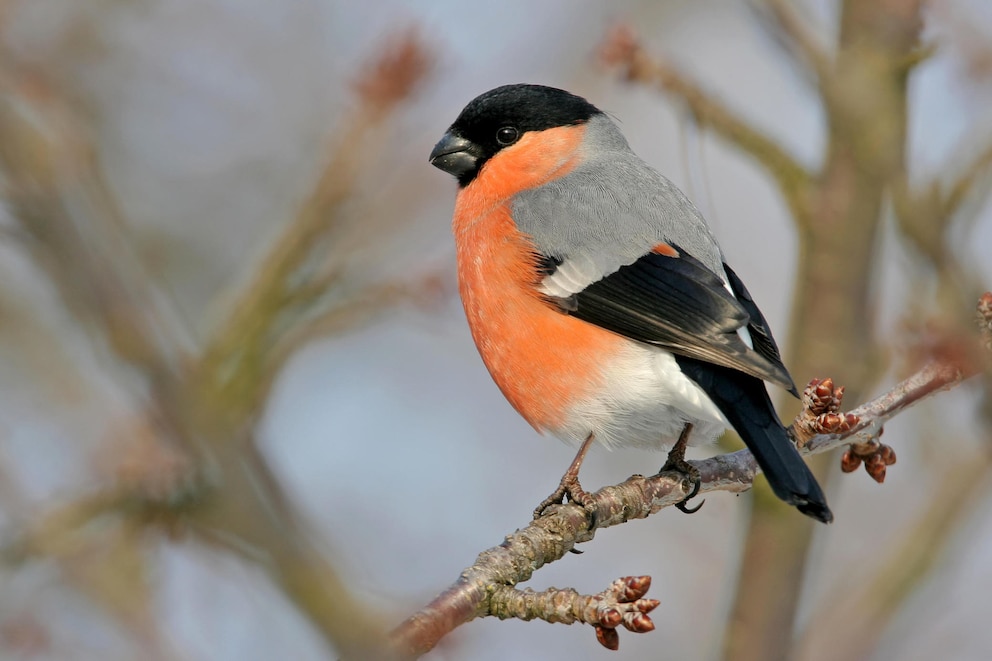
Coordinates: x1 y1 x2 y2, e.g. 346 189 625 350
535 473 599 544
660 423 705 514
535 434 598 523
661 455 705 514
533 473 593 519
675 472 704 514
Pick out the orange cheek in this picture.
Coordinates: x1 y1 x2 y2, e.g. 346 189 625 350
452 124 586 229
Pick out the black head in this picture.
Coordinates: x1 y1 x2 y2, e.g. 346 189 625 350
429 84 602 187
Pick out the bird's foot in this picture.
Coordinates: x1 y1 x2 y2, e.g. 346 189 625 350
662 459 703 513
534 433 597 523
659 423 704 514
533 471 593 519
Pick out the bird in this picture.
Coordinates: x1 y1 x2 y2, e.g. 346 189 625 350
428 83 832 524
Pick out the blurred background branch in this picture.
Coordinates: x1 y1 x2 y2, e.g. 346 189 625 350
0 12 440 659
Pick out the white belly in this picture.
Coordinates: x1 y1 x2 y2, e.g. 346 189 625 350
547 342 729 450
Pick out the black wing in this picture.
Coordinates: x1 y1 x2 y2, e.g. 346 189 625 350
722 263 797 396
551 248 795 391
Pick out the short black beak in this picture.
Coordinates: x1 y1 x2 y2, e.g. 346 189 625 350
429 132 479 177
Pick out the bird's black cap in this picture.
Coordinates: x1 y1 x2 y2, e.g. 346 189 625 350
429 84 601 186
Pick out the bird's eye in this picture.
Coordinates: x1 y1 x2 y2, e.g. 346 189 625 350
496 126 519 146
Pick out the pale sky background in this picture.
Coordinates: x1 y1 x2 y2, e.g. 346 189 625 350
1 1 991 660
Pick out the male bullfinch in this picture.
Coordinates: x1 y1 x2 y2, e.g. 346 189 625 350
429 84 832 523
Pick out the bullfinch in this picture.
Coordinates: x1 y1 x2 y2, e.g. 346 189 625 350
429 84 832 523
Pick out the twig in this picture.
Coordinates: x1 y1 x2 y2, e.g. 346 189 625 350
489 576 659 652
892 139 992 268
0 69 199 463
758 0 833 82
940 140 992 223
195 28 435 423
265 272 450 382
388 298 988 658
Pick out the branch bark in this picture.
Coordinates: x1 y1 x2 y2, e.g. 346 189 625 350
489 576 659 651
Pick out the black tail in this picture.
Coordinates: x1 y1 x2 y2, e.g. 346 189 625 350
675 356 833 523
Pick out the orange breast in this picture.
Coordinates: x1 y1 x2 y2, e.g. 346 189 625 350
451 122 625 431
454 203 622 431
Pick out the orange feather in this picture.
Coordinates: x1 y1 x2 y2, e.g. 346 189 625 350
452 124 625 431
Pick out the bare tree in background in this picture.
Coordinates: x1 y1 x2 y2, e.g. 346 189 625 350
0 1 990 660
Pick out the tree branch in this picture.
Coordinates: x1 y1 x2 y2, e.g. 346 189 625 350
941 140 992 222
387 295 989 658
489 576 658 652
755 0 833 82
195 28 435 425
892 138 992 269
